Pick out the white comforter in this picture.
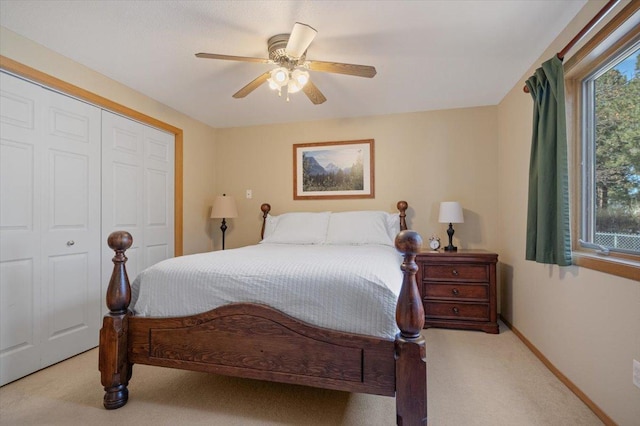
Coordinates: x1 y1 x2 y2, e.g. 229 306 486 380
131 243 404 340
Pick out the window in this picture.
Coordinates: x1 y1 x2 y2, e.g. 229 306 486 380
564 2 639 280
581 42 640 256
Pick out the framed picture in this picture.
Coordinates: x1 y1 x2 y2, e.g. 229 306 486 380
293 139 374 200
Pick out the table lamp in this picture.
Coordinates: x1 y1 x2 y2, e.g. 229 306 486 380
438 201 464 252
210 194 238 250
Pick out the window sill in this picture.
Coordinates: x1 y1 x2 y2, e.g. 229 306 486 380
572 250 640 281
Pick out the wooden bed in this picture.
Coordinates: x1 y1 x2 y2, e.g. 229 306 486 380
99 201 427 425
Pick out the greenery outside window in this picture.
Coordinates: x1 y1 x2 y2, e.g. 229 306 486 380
581 42 639 256
565 2 639 281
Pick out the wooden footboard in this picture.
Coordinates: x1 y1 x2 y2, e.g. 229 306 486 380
99 202 426 425
128 303 396 396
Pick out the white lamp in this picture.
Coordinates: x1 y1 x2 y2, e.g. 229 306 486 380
211 194 238 250
439 201 464 252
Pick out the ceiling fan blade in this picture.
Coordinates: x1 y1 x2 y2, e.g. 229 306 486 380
302 80 327 105
307 60 377 78
195 53 270 64
285 22 317 59
232 71 271 98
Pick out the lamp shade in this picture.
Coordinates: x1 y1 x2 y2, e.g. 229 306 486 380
438 201 464 224
211 195 238 219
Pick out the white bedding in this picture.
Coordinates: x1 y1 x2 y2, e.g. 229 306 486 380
131 243 404 340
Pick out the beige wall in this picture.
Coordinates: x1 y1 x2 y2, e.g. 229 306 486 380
214 107 499 252
497 1 640 425
0 26 218 255
3 1 639 423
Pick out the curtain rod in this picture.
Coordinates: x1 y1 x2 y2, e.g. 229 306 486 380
523 0 620 93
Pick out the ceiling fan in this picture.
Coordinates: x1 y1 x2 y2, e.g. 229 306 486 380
195 22 377 105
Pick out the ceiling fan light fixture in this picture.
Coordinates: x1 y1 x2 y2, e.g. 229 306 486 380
196 21 376 104
270 67 289 87
288 80 302 94
291 69 310 87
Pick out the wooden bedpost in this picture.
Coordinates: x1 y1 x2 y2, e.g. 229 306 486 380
397 201 408 231
394 230 427 426
99 231 133 409
260 203 271 239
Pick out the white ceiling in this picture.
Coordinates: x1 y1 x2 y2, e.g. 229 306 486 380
0 0 587 128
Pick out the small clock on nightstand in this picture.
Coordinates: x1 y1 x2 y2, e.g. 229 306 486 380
428 235 441 251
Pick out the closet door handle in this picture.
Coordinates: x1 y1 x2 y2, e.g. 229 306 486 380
66 240 75 246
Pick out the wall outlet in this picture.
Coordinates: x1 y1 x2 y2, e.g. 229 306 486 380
246 189 252 199
634 359 640 389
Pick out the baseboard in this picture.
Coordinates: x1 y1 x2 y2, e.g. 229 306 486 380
499 315 616 426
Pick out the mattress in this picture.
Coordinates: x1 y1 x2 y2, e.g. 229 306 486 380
131 243 404 340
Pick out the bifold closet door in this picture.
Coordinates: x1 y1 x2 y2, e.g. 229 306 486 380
101 111 174 316
0 72 101 385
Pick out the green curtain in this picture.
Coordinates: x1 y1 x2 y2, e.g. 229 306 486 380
524 56 572 266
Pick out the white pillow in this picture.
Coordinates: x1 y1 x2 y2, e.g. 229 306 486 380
262 214 278 239
260 212 330 244
385 212 401 242
325 211 394 246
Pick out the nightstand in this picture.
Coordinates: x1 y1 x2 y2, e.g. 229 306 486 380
415 250 498 334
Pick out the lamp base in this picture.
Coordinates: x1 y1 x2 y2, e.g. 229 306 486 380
220 218 227 250
444 223 457 252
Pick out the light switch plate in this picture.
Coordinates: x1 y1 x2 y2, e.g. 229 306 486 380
246 189 252 199
633 359 640 389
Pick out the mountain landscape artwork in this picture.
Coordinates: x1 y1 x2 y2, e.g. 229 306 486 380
293 140 374 200
302 149 364 192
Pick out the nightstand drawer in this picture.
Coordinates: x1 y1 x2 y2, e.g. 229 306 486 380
422 264 488 281
424 302 489 322
422 282 488 300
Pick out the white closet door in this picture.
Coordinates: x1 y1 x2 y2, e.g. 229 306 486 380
0 73 101 385
101 111 145 292
39 88 101 366
0 73 44 384
142 125 175 268
101 111 174 316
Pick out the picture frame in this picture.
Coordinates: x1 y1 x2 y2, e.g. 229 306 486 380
293 139 375 200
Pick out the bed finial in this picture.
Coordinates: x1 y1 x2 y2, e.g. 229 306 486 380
394 230 424 337
397 201 408 231
260 203 271 240
394 229 427 425
106 231 133 313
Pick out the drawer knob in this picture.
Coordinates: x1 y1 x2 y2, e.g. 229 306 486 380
452 269 459 276
66 240 75 246
452 307 459 314
452 288 459 296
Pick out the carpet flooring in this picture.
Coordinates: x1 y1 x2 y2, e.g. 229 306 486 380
0 321 602 425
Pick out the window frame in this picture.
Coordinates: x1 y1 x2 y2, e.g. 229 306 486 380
564 2 640 281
